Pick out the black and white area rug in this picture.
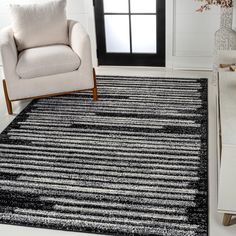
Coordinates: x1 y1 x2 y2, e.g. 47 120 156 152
0 76 208 236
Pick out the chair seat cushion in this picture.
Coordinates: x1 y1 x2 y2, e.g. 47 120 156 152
16 45 81 79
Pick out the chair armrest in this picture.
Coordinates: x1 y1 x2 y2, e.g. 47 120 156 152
0 27 18 83
68 20 93 77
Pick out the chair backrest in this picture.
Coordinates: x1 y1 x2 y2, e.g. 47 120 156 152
10 0 68 52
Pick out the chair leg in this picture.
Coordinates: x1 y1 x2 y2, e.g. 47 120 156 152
93 68 98 101
93 88 97 101
2 80 13 115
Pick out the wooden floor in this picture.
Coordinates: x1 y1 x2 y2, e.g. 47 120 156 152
0 66 236 236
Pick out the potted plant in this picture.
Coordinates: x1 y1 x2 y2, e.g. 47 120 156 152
196 0 232 12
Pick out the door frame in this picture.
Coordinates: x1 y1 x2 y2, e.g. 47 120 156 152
94 0 166 67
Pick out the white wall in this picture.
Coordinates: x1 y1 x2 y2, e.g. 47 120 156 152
0 0 225 70
166 0 221 70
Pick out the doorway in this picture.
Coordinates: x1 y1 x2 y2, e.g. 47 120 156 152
94 0 165 67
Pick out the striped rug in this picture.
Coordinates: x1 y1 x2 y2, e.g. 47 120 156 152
0 76 208 236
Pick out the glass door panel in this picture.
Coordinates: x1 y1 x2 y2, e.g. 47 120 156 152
131 15 157 53
103 0 129 13
105 15 130 53
130 0 156 13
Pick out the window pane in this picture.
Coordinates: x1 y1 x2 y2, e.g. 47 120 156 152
105 15 130 53
103 0 129 13
131 15 156 53
130 0 156 13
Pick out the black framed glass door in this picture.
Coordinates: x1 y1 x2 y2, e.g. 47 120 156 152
94 0 165 67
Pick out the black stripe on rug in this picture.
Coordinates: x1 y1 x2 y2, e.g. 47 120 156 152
0 76 208 236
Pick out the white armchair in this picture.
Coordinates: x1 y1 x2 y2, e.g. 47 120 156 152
0 19 97 115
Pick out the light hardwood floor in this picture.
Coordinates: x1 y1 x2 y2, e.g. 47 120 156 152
0 66 236 236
